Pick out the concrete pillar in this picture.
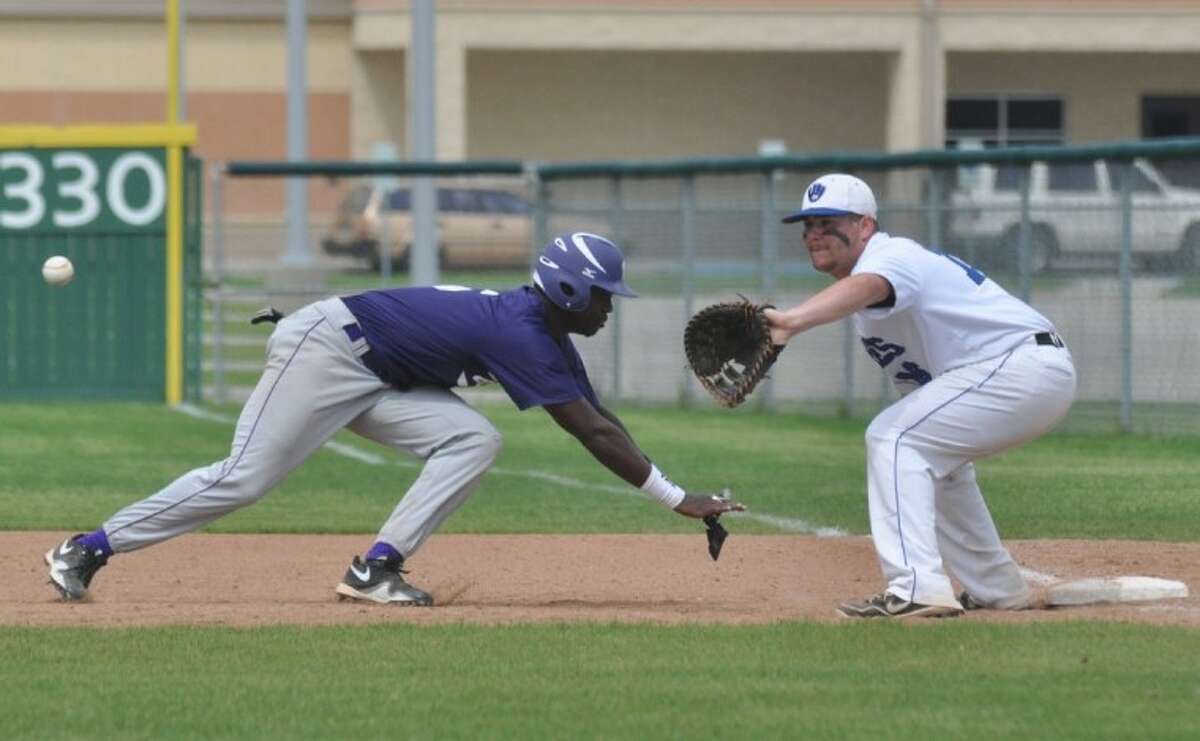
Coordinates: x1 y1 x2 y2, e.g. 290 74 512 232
886 42 923 153
435 37 467 159
920 0 946 150
886 5 944 153
883 8 945 240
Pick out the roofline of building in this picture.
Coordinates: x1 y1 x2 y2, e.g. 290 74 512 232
0 1 352 21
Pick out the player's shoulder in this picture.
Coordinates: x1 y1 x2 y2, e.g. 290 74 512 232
854 231 935 271
486 286 557 337
397 283 524 309
876 232 935 256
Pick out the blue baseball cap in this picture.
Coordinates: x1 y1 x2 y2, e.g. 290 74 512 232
782 173 878 223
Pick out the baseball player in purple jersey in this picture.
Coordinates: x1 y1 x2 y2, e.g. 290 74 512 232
46 232 742 606
766 174 1077 619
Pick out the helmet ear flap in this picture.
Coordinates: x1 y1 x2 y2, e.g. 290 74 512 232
554 276 588 310
535 231 631 311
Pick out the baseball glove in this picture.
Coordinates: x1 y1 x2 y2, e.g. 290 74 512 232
683 298 782 408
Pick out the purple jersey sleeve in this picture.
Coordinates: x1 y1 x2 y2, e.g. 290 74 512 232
482 327 599 410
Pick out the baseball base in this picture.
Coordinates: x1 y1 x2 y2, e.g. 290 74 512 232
1041 576 1189 607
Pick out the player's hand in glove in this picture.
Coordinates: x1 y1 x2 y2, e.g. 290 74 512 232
684 298 783 408
673 492 745 519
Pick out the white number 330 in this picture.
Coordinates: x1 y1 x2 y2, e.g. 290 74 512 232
0 150 164 230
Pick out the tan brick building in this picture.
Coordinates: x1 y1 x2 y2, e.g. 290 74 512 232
3 0 1200 215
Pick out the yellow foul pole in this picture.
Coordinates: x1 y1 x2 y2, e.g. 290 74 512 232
165 0 185 403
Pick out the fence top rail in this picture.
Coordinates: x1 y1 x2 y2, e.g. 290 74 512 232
224 136 1200 182
225 160 525 177
535 136 1200 179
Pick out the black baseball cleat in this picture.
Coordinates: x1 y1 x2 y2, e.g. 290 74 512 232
836 592 963 619
958 591 986 611
45 535 109 601
335 555 433 606
957 590 1037 611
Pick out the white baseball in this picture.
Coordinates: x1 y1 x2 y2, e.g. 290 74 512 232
42 255 75 287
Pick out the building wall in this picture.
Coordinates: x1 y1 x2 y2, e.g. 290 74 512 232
0 17 353 216
465 51 889 160
949 52 1200 143
351 51 408 161
354 5 930 159
3 2 1200 219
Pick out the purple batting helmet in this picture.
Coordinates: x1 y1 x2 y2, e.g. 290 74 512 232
533 232 637 312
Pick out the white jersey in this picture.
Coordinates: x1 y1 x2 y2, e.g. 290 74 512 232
851 231 1055 392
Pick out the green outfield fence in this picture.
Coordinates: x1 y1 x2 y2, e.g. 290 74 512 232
1 148 203 401
219 137 1200 435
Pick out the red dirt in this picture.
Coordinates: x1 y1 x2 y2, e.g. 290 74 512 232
4 532 1198 627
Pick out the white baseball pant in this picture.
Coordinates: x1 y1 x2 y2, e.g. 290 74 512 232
864 338 1076 609
104 298 502 558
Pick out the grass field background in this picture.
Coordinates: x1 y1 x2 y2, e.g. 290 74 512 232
3 401 1199 739
4 401 1199 540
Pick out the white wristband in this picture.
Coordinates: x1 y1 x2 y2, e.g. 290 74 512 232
640 464 687 510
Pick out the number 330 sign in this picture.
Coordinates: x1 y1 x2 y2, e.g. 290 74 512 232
0 148 166 231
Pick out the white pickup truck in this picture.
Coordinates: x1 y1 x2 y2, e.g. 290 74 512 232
947 159 1200 272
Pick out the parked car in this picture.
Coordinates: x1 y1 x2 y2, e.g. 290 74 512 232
947 158 1200 272
322 184 609 271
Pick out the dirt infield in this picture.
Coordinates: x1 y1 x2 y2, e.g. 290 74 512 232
4 532 1199 627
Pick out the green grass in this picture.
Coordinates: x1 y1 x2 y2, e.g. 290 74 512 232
2 622 1198 740
3 402 1199 540
5 402 1198 740
1165 274 1200 297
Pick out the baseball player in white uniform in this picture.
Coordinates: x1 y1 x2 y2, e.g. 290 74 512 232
766 174 1077 618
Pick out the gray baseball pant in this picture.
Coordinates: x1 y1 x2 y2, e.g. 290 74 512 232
104 297 502 558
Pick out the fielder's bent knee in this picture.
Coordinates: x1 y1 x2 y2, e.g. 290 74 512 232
865 418 901 449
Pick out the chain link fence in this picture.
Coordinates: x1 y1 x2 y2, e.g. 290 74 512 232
210 139 1200 435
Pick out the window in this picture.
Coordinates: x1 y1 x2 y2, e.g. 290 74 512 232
1142 96 1200 138
379 188 530 213
385 189 412 210
1142 96 1200 188
946 95 1064 149
994 165 1025 192
1007 99 1062 134
341 186 373 214
480 191 532 214
438 188 481 213
946 99 999 134
1103 162 1162 194
1047 163 1098 192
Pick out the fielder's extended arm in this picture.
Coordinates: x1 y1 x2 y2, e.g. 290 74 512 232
766 273 892 345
